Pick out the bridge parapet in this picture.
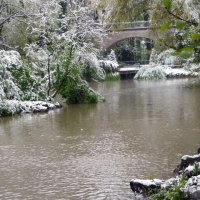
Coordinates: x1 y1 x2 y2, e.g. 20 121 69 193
105 21 150 31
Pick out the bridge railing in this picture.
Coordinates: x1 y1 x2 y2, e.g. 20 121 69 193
104 21 150 31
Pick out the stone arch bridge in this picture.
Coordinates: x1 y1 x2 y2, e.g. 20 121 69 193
100 21 158 52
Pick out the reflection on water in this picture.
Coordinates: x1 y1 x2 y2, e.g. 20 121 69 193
0 79 200 199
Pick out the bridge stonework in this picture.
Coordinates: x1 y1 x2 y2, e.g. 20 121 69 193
101 28 155 52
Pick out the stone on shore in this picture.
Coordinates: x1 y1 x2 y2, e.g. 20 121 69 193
174 154 200 174
130 178 176 195
130 150 200 200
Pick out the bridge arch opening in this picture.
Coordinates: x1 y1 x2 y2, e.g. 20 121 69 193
105 37 154 65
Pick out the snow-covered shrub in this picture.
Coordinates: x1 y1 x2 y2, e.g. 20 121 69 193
183 57 200 73
0 50 22 68
0 50 23 100
150 49 183 66
0 50 47 101
106 49 117 62
164 66 198 78
99 50 119 73
134 65 166 80
99 60 119 73
26 46 49 71
0 101 21 116
135 65 198 80
74 51 106 81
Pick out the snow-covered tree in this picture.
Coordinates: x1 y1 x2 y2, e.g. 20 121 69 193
25 0 105 102
0 0 42 50
0 50 46 101
96 0 151 24
0 50 22 100
150 0 200 62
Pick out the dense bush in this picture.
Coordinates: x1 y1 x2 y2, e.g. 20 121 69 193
60 82 98 104
135 66 166 80
0 101 21 117
0 50 47 101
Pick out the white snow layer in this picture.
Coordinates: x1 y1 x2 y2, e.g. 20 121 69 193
0 100 61 115
0 50 22 69
135 65 198 80
138 48 200 79
131 178 177 189
182 154 200 161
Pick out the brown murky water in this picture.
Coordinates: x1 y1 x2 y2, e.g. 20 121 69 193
0 79 200 200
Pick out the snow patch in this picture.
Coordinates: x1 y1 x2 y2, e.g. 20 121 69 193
150 49 183 66
0 100 61 116
182 154 200 161
134 65 198 80
0 50 22 69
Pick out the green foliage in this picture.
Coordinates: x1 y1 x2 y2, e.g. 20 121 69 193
153 176 189 200
82 66 95 82
82 65 104 82
172 47 194 59
105 72 120 81
191 33 200 40
61 82 98 104
0 107 14 117
160 20 173 33
155 0 200 62
176 21 186 30
163 0 172 10
11 64 46 100
193 162 200 176
0 0 105 106
51 48 99 104
11 65 31 91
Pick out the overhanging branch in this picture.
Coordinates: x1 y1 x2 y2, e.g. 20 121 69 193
165 7 198 27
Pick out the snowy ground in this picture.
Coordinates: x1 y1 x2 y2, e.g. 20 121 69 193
0 100 61 117
163 66 198 78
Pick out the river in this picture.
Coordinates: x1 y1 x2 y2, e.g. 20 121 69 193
0 79 200 200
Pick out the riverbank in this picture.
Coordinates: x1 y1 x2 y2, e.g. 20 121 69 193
0 100 61 117
133 48 200 80
130 149 200 200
